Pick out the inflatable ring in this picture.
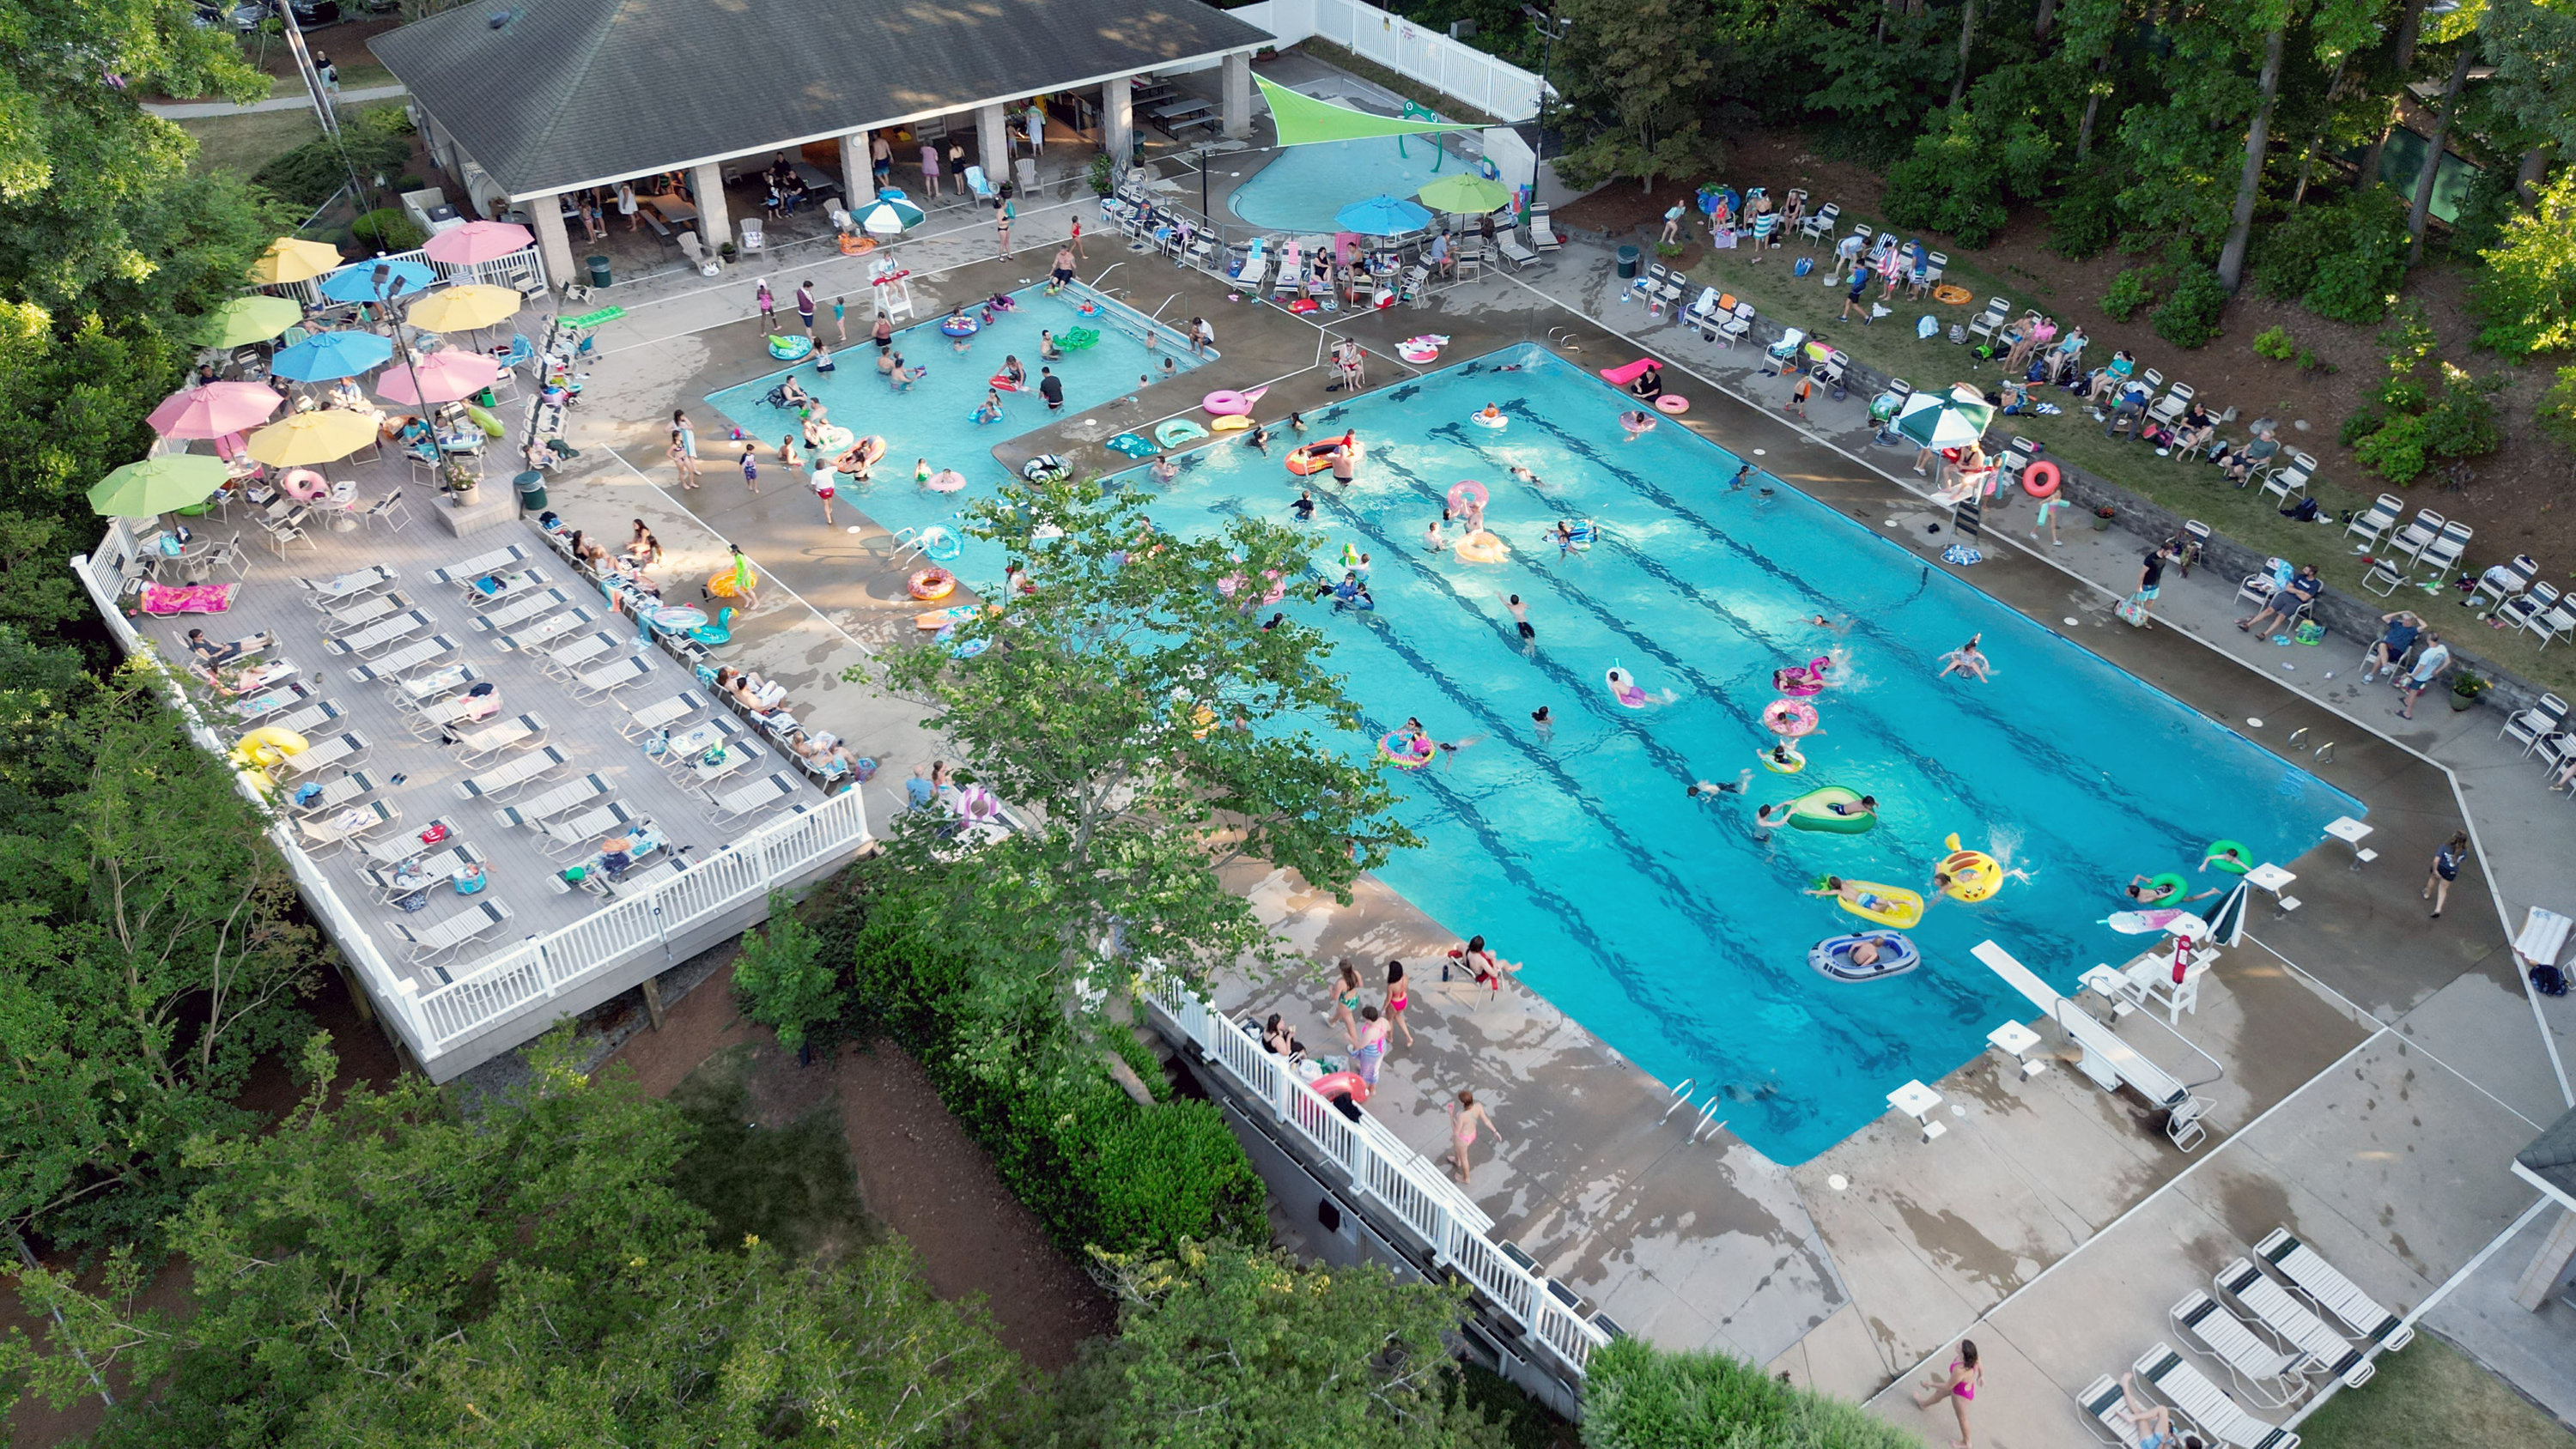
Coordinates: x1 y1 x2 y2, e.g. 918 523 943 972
1446 480 1489 514
1618 410 1658 435
1203 386 1267 416
924 469 967 493
228 725 308 774
1787 786 1875 834
1937 834 2003 902
1021 454 1069 482
1774 656 1832 697
841 434 887 470
1285 439 1358 476
939 316 980 337
2022 459 2062 500
1469 408 1508 429
811 424 854 454
1154 418 1208 448
1828 879 1924 930
1060 327 1100 350
2203 840 2251 875
1761 697 1819 737
1655 393 1691 415
1931 284 1974 306
1455 530 1508 563
1308 1070 1372 1103
769 333 813 361
1759 746 1807 774
915 604 981 630
1378 731 1435 769
2141 871 2190 902
1399 343 1441 363
908 567 956 601
1210 415 1253 432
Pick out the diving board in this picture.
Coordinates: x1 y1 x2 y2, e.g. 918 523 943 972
1972 940 2212 1152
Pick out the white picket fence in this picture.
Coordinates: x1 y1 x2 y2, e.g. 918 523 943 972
1231 0 1550 121
1139 969 1613 1374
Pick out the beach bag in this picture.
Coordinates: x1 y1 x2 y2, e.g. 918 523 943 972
2116 597 2153 627
1792 257 1814 277
1947 324 1966 344
452 867 486 895
418 822 450 846
2534 963 2568 997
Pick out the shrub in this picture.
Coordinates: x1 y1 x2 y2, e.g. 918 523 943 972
2539 365 2576 452
1583 1337 1918 1449
2472 166 2576 361
1085 152 1115 197
2253 203 2342 301
731 894 839 1053
2253 186 2409 325
251 108 411 209
351 207 425 252
2339 408 2387 448
2354 411 2430 483
2101 266 2162 322
2352 362 2502 484
1879 94 2053 251
2251 325 2296 361
2150 266 2227 349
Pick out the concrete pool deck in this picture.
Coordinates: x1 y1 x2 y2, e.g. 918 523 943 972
532 138 2574 1436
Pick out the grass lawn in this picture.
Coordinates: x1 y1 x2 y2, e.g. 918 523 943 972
1678 236 2576 698
2297 1333 2571 1449
178 108 323 178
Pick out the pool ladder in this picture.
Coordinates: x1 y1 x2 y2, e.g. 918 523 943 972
1658 1079 1729 1144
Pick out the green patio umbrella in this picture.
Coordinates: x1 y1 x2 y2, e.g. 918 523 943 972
87 454 229 518
1893 392 1995 450
193 294 305 348
1417 173 1512 215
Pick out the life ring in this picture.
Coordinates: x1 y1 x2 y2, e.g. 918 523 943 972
908 567 956 601
1774 656 1832 696
1826 880 1924 930
1398 343 1440 363
838 434 887 471
1758 745 1807 774
1455 530 1508 563
1285 438 1358 476
2203 840 2251 875
1446 480 1489 514
1619 410 1658 435
838 233 875 256
1202 385 1267 416
1761 697 1819 737
1468 407 1508 429
2137 871 2190 903
1154 418 1207 448
939 316 980 337
1021 454 1069 482
1210 415 1253 432
1309 1070 1372 1103
1937 834 2004 902
769 333 813 360
811 424 854 454
924 469 967 493
1787 786 1875 834
1931 283 1974 306
1378 731 1435 768
228 725 308 773
1655 393 1691 415
2022 459 2062 500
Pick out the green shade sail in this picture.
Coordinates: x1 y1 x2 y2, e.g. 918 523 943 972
1255 76 1472 147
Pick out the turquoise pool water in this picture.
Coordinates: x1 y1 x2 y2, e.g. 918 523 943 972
1105 346 2360 1164
702 287 1203 550
1229 136 1469 233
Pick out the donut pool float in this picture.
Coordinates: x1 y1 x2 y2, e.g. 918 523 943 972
1210 415 1253 432
1618 410 1658 435
811 424 854 454
1446 480 1489 514
1655 393 1691 415
1937 834 2004 902
1021 454 1069 482
908 567 957 601
2139 870 2190 902
1203 385 1268 416
924 469 967 493
2022 459 2062 500
769 334 813 361
2202 840 2251 875
939 315 980 337
1308 1070 1372 1103
1399 341 1441 363
1379 731 1435 769
1761 697 1819 737
1468 408 1508 429
1455 530 1508 563
1787 786 1875 834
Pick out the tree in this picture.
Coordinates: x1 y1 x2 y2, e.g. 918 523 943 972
732 891 840 1052
2219 21 2288 293
859 477 1413 1023
1030 1240 1507 1449
2472 163 2576 357
2405 36 2479 262
1548 0 1716 192
2483 0 2576 197
1581 1337 1917 1449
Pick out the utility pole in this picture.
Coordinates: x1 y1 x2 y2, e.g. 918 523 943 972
1520 7 1571 209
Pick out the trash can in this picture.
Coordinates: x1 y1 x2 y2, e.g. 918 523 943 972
514 470 547 514
586 254 612 288
1615 245 1641 280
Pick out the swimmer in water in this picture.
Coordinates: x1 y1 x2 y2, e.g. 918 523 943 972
1766 740 1804 769
1505 594 1534 645
2127 874 2219 904
1509 464 1544 488
1938 634 1995 682
1287 410 1309 434
1530 705 1553 741
1435 733 1485 767
1729 464 1755 491
1424 517 1446 553
1688 769 1755 798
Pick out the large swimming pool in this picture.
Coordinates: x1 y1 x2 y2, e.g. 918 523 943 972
703 286 1203 550
1107 346 2360 1163
1229 135 1471 233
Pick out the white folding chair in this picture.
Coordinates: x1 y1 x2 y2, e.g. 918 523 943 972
2501 694 2567 755
2149 382 2195 427
1965 299 2011 347
2500 580 2562 635
2259 452 2318 506
2342 493 2402 551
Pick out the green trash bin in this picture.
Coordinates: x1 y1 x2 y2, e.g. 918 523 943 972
514 470 547 514
586 254 612 288
1615 246 1641 280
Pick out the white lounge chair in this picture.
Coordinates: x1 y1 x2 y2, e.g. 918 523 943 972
1680 286 1721 331
1528 204 1561 251
449 712 547 766
392 898 513 963
2149 382 2196 427
2254 1228 2415 1351
570 652 656 700
2172 1289 2311 1408
347 635 458 680
294 798 399 852
365 843 483 903
620 689 708 741
2216 1258 2373 1389
288 769 379 819
2512 906 2573 977
271 731 369 779
709 771 799 823
2468 553 2537 612
492 773 612 830
2498 580 2562 635
1498 227 1539 269
2134 1343 2299 1449
325 610 436 659
429 545 529 589
458 567 550 608
2078 1373 2207 1449
542 800 638 858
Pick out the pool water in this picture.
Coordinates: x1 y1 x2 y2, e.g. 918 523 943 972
1229 136 1471 233
703 287 1203 552
1107 346 2360 1164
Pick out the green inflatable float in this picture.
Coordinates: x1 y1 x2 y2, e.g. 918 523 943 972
1786 786 1877 834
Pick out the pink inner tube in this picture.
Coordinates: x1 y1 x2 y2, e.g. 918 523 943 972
1619 411 1658 434
1599 358 1660 385
1446 479 1489 513
1656 393 1691 415
1202 384 1267 416
925 469 967 493
1761 697 1820 737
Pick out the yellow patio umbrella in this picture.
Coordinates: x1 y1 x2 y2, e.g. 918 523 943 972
244 409 378 466
247 236 345 285
407 283 521 333
194 294 306 348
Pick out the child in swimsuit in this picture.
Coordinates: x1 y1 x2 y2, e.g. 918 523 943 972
1384 960 1413 1046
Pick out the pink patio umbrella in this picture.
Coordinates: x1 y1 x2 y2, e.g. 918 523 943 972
374 350 502 406
421 219 535 266
146 381 281 440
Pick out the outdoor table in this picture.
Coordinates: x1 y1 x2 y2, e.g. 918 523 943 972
789 161 840 203
640 195 698 225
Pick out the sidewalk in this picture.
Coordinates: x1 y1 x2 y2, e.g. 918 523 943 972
145 82 406 119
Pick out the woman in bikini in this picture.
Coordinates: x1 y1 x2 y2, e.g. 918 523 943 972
1911 1339 1984 1448
1383 960 1413 1047
1445 1088 1502 1185
1328 958 1364 1046
2108 1372 2196 1449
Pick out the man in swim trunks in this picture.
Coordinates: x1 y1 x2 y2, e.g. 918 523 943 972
1687 769 1754 798
2126 874 2218 904
1806 876 1891 912
1825 794 1877 817
1507 594 1534 643
1849 937 1883 967
1510 464 1544 488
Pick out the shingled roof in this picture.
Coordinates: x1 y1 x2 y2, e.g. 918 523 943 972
2519 1105 2576 1210
372 0 1273 198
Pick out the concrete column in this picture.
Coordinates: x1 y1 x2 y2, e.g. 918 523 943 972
2512 1206 2576 1311
1222 52 1252 140
530 191 576 289
692 161 732 248
840 130 871 212
639 975 666 1032
976 102 1010 189
1102 76 1133 167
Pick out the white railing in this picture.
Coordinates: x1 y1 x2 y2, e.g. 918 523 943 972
1232 0 1550 121
1139 968 1613 1374
412 785 870 1052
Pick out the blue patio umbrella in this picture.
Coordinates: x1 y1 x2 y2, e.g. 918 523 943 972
318 258 436 303
1334 194 1433 236
269 329 395 382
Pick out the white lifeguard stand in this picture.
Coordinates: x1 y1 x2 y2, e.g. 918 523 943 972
869 258 915 321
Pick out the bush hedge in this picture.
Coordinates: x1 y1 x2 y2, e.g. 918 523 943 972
250 109 412 211
1582 1337 1917 1449
2251 185 2409 326
2150 265 2228 349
